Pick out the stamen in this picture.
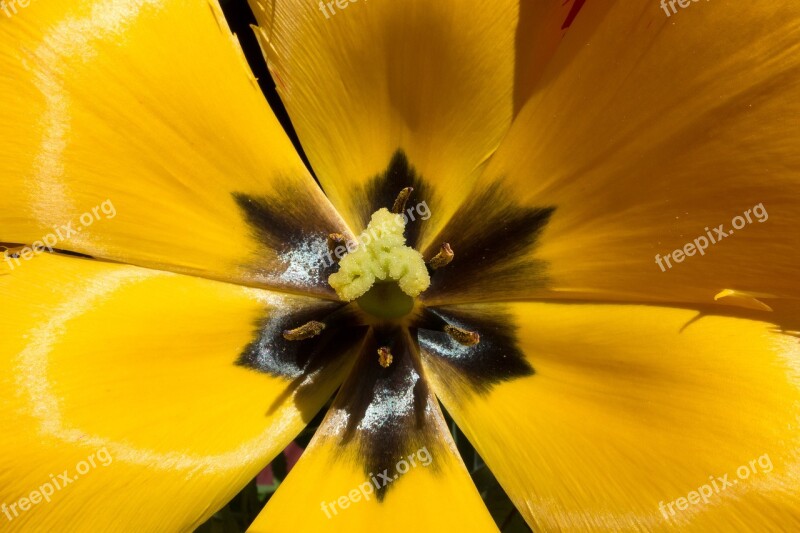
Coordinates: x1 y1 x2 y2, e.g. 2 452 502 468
444 325 480 346
0 245 23 258
377 346 394 368
283 320 326 341
327 233 347 262
391 187 414 214
428 243 454 270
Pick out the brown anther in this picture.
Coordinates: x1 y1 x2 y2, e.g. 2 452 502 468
283 321 326 341
391 187 414 214
428 243 454 270
0 244 23 258
327 233 347 260
377 346 394 368
444 325 480 346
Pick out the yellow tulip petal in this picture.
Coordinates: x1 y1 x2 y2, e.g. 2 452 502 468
248 328 497 532
422 302 800 531
457 0 800 309
249 0 542 248
0 254 354 531
0 0 348 296
515 0 611 114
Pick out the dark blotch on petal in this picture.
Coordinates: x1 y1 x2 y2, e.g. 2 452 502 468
358 151 435 249
237 302 358 378
416 306 534 395
422 183 555 303
332 327 443 501
233 187 346 295
238 302 366 418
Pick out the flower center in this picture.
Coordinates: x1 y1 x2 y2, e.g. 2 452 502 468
356 282 415 319
279 186 483 369
328 208 430 305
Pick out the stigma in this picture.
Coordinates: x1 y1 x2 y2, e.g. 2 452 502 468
328 208 430 302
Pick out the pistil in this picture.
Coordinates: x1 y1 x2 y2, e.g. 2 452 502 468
328 208 430 302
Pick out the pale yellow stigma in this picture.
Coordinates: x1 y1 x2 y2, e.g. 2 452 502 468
328 208 430 301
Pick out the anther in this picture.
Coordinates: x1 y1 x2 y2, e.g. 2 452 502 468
377 346 394 368
283 321 326 341
0 245 23 258
428 243 454 270
391 187 414 214
327 233 347 260
444 325 480 346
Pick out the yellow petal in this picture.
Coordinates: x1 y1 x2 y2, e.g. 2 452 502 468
468 0 800 309
0 0 348 295
0 254 351 531
422 302 800 531
515 0 607 114
248 328 497 532
249 0 526 247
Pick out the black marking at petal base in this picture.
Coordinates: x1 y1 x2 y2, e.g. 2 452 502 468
233 186 346 294
238 302 366 421
237 302 360 379
358 151 435 250
328 327 443 501
422 183 555 303
415 306 534 395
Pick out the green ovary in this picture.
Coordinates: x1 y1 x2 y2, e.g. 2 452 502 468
328 208 430 302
